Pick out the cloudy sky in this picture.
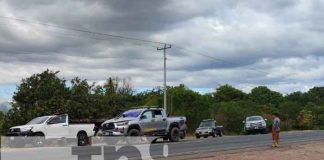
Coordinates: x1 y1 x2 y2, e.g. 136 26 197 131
1 0 324 102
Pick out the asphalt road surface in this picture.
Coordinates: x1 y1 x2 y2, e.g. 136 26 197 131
2 130 324 160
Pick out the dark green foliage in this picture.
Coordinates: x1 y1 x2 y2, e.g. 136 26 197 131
249 86 283 107
2 70 324 135
214 85 246 102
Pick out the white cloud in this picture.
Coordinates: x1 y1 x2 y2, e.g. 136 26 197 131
0 0 324 96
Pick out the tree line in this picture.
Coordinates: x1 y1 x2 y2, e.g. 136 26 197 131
1 70 324 134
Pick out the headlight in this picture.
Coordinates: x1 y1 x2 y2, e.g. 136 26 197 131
116 121 129 126
21 127 33 132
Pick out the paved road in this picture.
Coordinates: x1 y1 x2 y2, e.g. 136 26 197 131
2 130 324 160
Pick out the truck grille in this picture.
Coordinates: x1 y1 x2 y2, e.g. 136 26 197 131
102 123 115 130
251 122 263 127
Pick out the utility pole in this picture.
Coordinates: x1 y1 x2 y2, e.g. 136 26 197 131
157 44 171 113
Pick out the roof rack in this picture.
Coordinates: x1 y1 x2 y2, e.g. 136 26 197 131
131 106 161 109
203 119 215 121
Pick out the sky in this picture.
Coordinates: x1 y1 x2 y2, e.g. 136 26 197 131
1 0 324 102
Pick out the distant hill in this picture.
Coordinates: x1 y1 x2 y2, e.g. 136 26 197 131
0 101 11 114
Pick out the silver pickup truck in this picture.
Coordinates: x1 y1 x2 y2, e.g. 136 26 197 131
99 108 187 142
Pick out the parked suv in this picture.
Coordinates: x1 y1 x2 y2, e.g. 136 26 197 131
195 119 223 139
243 116 267 134
100 108 187 142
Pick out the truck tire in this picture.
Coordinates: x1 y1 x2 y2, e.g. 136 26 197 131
196 135 200 139
77 132 88 146
261 129 267 134
33 133 45 147
217 131 223 137
169 127 180 142
212 132 216 138
127 129 141 144
127 129 141 136
180 131 186 139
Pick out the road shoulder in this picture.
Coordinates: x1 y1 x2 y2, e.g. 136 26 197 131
160 141 324 160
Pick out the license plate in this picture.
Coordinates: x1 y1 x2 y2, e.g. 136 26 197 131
10 137 14 140
255 127 258 129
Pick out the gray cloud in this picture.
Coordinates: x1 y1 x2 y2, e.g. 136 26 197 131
0 0 324 94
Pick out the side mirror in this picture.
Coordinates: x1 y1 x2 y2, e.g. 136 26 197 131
242 121 245 124
140 115 147 120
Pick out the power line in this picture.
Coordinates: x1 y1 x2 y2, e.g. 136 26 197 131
0 19 161 49
0 15 269 75
172 45 269 75
0 15 169 46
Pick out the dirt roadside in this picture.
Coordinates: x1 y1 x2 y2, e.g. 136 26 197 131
161 141 324 160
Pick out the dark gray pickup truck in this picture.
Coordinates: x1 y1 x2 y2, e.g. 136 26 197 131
195 119 223 138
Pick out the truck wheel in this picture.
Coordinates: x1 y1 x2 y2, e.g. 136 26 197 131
180 131 186 139
127 129 141 144
218 131 223 137
169 127 180 142
33 133 45 147
212 132 216 138
261 129 267 134
195 135 200 139
127 129 141 136
204 135 208 138
77 132 88 146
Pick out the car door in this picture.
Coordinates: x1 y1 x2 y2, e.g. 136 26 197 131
152 109 168 134
139 110 155 134
46 115 69 138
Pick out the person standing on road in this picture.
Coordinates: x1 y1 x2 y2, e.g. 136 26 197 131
272 113 281 148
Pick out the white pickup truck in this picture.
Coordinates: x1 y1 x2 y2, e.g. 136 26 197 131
7 114 95 146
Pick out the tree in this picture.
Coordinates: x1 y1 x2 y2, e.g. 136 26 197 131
67 77 95 119
213 85 246 102
168 84 210 133
303 103 324 128
0 111 4 134
249 86 283 107
11 69 69 123
278 101 303 130
297 109 314 129
306 87 324 105
285 91 307 106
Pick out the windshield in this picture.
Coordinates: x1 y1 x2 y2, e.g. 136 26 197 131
247 117 262 121
199 121 214 128
121 110 143 118
26 116 50 125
